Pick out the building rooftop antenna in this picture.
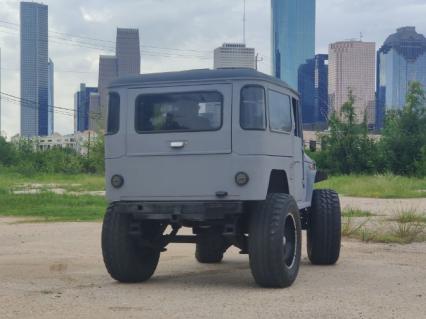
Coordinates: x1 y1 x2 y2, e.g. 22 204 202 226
243 0 246 44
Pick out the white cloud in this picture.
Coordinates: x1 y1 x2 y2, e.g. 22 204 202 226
80 6 112 23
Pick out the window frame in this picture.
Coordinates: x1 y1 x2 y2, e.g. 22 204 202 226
292 97 303 138
106 92 120 136
134 90 224 134
267 89 293 134
239 85 267 131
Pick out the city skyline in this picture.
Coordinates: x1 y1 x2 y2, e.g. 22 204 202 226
1 0 425 136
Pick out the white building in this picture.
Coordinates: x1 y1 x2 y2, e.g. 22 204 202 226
12 131 98 155
213 43 256 69
328 40 376 124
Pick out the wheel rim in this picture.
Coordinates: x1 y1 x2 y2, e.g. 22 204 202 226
283 214 297 268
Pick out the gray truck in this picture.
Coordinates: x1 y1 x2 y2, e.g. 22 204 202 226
102 68 341 288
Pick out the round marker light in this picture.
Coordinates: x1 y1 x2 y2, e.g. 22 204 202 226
111 175 124 188
235 172 249 186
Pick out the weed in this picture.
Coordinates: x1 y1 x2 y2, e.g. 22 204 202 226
342 209 374 218
389 210 426 224
342 216 370 237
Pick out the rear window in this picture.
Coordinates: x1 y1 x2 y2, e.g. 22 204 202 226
135 91 223 133
106 92 120 135
240 86 266 130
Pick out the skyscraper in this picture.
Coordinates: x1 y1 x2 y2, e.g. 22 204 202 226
48 58 54 135
376 27 426 130
93 28 141 130
116 28 141 77
20 1 49 137
213 43 256 69
328 41 376 125
88 92 101 131
74 83 98 133
271 0 315 89
97 55 118 123
298 54 328 128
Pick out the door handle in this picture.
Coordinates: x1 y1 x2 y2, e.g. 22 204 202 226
170 141 185 148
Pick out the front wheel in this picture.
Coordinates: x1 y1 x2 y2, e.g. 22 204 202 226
307 189 341 265
102 205 163 283
249 193 302 288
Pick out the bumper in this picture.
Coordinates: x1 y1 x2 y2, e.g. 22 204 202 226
112 201 244 222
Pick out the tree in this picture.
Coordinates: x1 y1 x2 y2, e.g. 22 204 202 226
320 91 378 174
0 136 17 166
380 81 426 176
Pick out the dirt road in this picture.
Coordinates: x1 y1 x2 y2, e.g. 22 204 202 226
0 217 425 319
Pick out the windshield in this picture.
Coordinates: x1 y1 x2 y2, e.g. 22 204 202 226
135 91 223 133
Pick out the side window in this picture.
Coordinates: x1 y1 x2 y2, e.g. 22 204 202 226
107 92 120 135
292 98 303 138
240 86 266 130
268 90 292 133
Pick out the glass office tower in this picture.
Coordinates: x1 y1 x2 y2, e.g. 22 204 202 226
298 54 328 128
20 2 49 137
271 0 315 89
74 84 98 133
376 27 426 130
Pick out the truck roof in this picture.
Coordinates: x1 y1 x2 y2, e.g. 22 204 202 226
109 68 297 95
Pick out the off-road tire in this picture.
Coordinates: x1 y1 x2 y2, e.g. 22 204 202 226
249 193 302 288
307 189 341 265
195 235 225 263
102 205 161 283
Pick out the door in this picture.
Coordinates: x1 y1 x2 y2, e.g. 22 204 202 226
126 84 232 156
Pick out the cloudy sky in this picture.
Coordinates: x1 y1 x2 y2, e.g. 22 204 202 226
0 0 425 137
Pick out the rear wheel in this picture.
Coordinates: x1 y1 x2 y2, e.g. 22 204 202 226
195 233 227 263
307 189 341 265
102 205 163 283
248 193 302 288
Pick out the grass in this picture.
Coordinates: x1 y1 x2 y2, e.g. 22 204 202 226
342 209 374 218
342 209 426 244
0 192 106 222
317 174 426 198
341 216 371 237
0 169 105 193
388 210 426 224
0 170 106 222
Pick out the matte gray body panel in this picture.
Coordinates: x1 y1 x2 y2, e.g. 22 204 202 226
105 69 316 209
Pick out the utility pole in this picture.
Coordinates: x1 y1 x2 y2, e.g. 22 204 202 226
243 0 246 44
255 54 263 70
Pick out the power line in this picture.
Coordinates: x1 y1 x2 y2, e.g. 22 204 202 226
0 25 212 59
0 91 103 120
0 18 212 54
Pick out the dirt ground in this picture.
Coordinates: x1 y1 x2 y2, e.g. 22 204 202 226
340 196 426 216
0 217 425 319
